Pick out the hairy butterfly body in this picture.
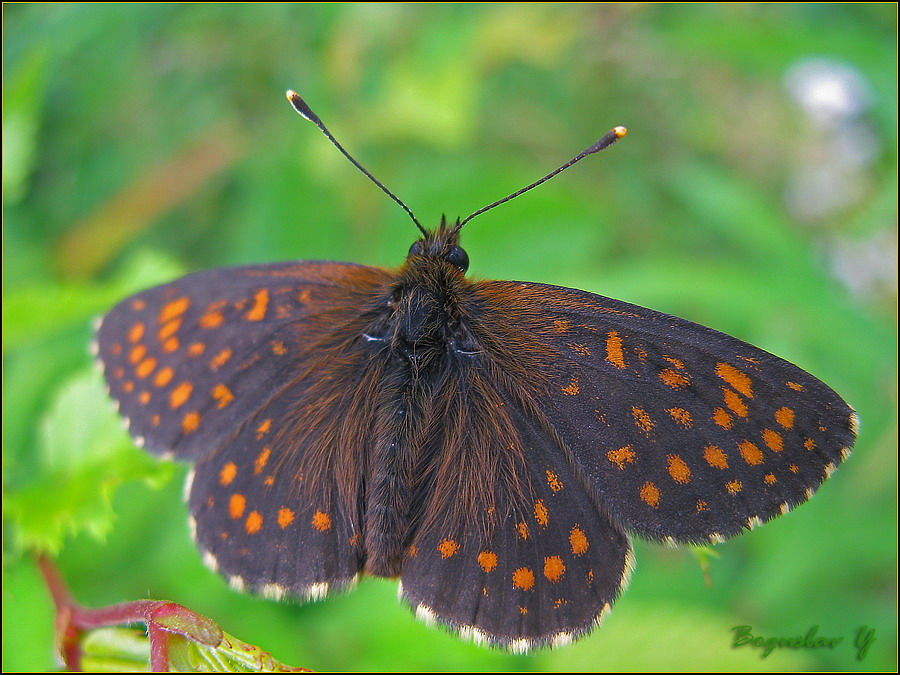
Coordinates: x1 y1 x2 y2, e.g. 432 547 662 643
95 92 857 651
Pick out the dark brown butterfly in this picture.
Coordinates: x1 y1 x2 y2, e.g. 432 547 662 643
94 91 857 652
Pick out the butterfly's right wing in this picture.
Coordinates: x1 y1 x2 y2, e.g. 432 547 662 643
398 359 632 650
473 280 857 545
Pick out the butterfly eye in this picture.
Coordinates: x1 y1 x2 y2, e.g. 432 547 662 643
408 241 425 257
444 245 469 273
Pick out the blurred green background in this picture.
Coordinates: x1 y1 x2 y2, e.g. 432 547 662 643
3 3 896 672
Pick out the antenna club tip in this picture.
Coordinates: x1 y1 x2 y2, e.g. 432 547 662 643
613 126 628 139
285 90 298 100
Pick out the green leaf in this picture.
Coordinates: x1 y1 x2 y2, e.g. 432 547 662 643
2 248 185 353
4 368 174 554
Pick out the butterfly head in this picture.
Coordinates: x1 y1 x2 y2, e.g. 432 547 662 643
405 216 469 275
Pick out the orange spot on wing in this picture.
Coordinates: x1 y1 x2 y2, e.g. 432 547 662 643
311 510 332 532
789 464 800 473
407 545 419 557
716 362 753 398
245 511 263 534
162 337 179 353
138 391 151 405
131 299 146 311
786 381 805 391
512 567 535 591
277 508 294 529
263 476 274 486
659 368 690 388
111 344 122 356
199 311 224 328
663 355 685 369
803 437 815 451
159 297 190 323
640 481 661 507
128 322 145 343
158 317 182 341
775 406 795 429
543 556 566 583
188 342 206 356
272 340 287 355
245 289 269 321
764 473 777 485
534 500 549 527
154 367 174 387
725 480 742 495
256 419 272 439
229 493 246 519
112 367 124 379
516 522 529 540
606 331 626 369
739 440 764 465
762 429 784 452
712 407 734 429
723 388 748 417
561 377 580 396
552 319 572 333
129 344 146 364
696 500 709 512
667 407 693 426
151 414 160 427
632 406 654 433
219 461 237 486
209 347 232 370
546 470 563 492
569 526 589 555
122 380 134 393
182 411 200 433
135 358 156 378
478 551 498 572
438 539 460 558
212 383 234 409
169 382 193 409
704 445 729 469
666 454 692 484
254 448 270 474
607 445 636 470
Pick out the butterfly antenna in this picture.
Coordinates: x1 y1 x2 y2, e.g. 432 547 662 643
286 90 427 236
455 125 628 232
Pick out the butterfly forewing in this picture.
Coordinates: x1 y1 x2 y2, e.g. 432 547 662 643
96 261 375 459
491 281 857 544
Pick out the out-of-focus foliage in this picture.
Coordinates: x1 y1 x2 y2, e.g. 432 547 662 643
3 4 896 672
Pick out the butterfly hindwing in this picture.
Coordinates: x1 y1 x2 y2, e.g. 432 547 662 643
186 383 364 599
484 281 856 544
398 367 632 650
95 261 376 459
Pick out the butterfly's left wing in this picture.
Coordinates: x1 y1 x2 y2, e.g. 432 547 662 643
477 281 857 545
95 260 394 598
95 261 386 460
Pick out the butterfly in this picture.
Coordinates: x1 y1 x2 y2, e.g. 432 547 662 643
94 90 858 652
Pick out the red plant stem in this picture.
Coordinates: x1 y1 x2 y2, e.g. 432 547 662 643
37 554 174 671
